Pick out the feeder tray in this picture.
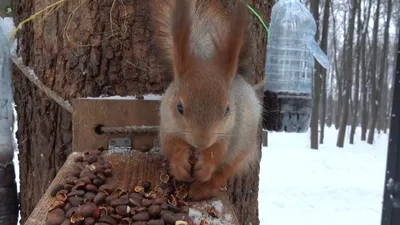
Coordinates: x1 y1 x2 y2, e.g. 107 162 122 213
23 98 240 225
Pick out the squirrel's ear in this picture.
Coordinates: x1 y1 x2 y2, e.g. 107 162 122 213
171 0 193 78
214 2 248 85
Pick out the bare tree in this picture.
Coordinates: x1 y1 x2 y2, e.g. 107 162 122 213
310 0 321 149
377 0 393 135
360 0 372 141
331 5 343 130
337 0 357 147
367 0 386 144
319 0 331 144
349 0 363 144
386 18 400 130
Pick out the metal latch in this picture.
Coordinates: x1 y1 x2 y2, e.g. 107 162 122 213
386 178 400 208
108 137 131 154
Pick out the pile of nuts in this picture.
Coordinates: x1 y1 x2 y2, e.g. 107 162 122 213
45 149 219 225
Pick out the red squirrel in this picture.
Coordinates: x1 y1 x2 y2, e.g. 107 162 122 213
152 0 263 201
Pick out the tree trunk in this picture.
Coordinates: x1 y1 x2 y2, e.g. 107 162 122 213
367 0 384 144
360 0 372 141
386 18 400 132
11 0 271 224
319 0 330 144
0 25 19 225
326 77 333 127
331 6 343 130
337 0 356 148
349 0 362 144
373 0 392 141
310 0 321 150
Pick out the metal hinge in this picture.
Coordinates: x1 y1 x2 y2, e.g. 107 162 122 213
108 137 131 154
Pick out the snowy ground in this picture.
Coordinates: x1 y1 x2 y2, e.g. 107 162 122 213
1 16 390 225
10 124 389 225
259 126 388 225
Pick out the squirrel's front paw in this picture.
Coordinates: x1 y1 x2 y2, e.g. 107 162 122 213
188 180 220 201
193 159 215 182
169 151 192 182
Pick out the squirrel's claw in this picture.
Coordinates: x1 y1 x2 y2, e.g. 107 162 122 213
170 156 192 182
193 159 215 182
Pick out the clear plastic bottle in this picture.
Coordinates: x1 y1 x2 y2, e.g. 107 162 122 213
262 0 329 133
0 20 19 225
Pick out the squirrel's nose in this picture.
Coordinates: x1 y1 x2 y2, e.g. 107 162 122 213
192 133 214 149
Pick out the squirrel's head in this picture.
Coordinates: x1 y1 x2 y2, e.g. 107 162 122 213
165 0 249 149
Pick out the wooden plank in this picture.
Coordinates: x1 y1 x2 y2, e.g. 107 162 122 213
24 151 240 225
72 98 160 152
26 99 240 224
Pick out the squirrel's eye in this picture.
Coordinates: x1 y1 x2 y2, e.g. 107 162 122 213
177 101 184 115
224 105 230 117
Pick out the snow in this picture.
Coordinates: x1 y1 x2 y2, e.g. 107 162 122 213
259 126 388 225
82 94 163 101
188 199 234 224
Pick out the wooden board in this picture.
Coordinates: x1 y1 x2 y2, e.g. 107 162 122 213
24 151 240 225
72 98 161 152
26 99 240 225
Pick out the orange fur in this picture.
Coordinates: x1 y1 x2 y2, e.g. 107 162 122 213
189 151 249 201
153 0 262 201
193 141 228 182
213 1 249 85
160 135 193 181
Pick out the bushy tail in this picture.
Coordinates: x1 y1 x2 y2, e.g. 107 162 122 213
151 0 252 78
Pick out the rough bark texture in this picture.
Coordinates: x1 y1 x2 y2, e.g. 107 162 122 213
336 0 356 148
11 0 271 224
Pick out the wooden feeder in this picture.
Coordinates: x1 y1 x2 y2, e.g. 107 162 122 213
24 98 240 225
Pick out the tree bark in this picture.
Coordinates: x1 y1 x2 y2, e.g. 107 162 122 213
310 0 320 150
349 0 362 144
360 0 372 141
367 0 383 144
11 0 271 224
336 0 357 148
319 0 330 144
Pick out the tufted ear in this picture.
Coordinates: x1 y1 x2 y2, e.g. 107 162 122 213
213 2 249 85
170 0 194 78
